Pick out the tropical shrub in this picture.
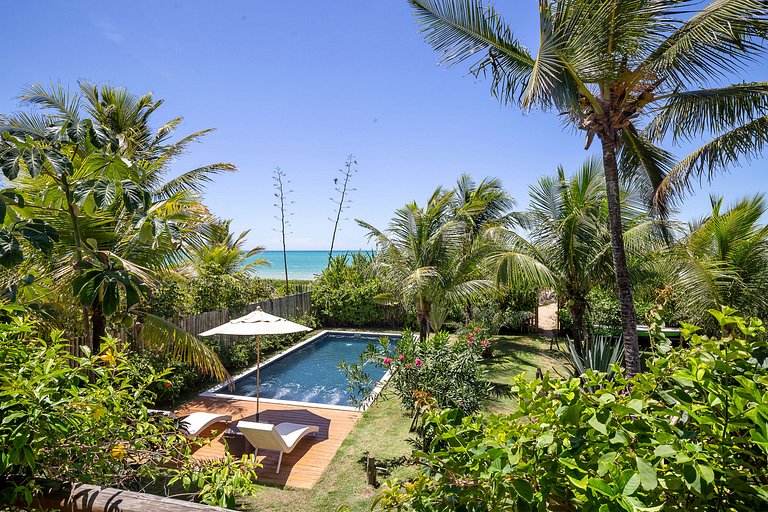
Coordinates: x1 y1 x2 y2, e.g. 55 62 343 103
564 334 624 380
312 254 402 327
376 307 768 511
0 311 259 508
586 288 658 334
467 287 537 335
343 330 497 416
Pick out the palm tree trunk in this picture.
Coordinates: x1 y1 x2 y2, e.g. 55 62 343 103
600 138 641 376
568 296 588 353
91 300 107 355
417 302 430 341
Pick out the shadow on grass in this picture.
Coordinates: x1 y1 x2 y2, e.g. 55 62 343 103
482 335 566 376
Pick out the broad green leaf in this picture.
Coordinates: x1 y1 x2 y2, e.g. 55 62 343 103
121 180 149 212
0 146 21 180
511 478 534 503
636 457 658 491
627 399 644 413
72 179 96 205
589 411 608 435
66 120 89 143
0 230 22 268
622 472 641 496
587 477 615 498
21 147 44 177
43 149 73 176
654 445 677 458
537 431 554 448
93 179 117 209
17 219 59 253
102 282 119 316
697 464 715 484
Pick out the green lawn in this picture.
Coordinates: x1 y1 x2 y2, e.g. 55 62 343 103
481 334 568 413
243 395 415 512
241 333 566 511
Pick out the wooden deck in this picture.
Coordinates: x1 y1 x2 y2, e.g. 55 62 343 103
177 397 362 489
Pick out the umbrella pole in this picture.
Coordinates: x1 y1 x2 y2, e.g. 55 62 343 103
256 335 261 421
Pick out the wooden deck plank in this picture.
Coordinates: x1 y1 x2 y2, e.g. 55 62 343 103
177 397 362 489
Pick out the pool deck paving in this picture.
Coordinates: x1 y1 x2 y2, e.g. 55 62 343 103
177 396 362 489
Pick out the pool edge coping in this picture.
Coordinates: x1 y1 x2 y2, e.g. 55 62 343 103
200 329 397 412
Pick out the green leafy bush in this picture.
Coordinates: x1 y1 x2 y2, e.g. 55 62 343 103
312 254 403 327
343 329 497 416
376 307 768 511
0 311 259 508
467 288 537 335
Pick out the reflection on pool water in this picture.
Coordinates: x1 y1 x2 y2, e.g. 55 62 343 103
214 331 398 407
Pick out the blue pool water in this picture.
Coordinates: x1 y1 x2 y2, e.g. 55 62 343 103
217 331 396 406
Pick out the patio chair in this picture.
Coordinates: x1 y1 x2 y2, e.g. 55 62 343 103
148 409 232 437
237 420 319 473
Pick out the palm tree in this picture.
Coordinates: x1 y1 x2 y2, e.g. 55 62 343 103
451 174 516 321
0 82 236 380
671 195 768 328
490 158 667 349
186 219 269 277
357 187 492 340
408 0 768 375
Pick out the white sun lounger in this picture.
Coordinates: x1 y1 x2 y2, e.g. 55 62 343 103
148 409 232 437
237 421 320 473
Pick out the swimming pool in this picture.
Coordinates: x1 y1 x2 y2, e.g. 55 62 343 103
203 330 398 410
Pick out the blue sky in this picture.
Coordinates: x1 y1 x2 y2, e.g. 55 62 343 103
2 2 765 250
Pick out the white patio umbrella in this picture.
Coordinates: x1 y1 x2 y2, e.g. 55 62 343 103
199 307 311 417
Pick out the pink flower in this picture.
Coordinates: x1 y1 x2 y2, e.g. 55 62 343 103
383 357 393 365
480 340 490 348
468 334 474 341
468 340 474 345
398 354 404 360
415 358 423 368
474 327 481 333
406 363 411 368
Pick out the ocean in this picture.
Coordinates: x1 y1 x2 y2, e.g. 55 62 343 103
247 250 371 281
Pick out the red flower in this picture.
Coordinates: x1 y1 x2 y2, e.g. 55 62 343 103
165 382 171 388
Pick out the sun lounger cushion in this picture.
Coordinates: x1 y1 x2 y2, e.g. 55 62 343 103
180 412 232 437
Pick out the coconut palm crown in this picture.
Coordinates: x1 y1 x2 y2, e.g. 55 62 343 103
409 0 768 374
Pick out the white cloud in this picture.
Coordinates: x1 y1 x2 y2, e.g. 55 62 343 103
92 18 125 45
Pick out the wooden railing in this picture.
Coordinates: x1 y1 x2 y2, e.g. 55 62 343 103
26 480 230 512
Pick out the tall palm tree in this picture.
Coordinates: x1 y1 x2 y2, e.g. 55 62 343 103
357 187 492 340
671 195 768 328
451 174 516 321
407 0 768 375
0 82 236 380
490 158 667 349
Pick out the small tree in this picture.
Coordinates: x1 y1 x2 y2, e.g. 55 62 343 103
328 154 358 262
272 167 293 294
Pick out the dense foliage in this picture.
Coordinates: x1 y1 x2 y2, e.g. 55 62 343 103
410 0 768 377
342 329 498 421
0 310 259 509
312 253 403 327
375 307 768 511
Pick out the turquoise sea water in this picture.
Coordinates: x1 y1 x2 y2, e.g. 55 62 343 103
247 250 371 281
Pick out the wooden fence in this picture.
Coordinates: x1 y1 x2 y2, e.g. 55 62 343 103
171 291 312 345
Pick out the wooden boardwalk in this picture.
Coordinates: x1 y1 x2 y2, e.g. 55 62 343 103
177 397 362 489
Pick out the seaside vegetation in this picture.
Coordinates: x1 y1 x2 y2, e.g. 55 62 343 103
1 0 768 509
